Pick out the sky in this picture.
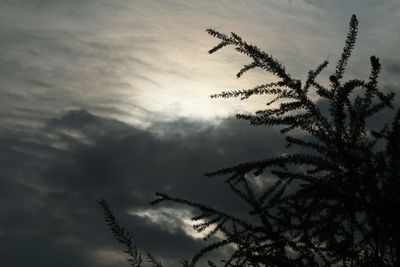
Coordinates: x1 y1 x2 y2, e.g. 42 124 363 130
0 0 399 266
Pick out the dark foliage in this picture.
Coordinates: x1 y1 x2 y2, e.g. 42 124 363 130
100 15 400 266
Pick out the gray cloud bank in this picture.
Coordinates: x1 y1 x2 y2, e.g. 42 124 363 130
1 103 399 266
0 109 285 266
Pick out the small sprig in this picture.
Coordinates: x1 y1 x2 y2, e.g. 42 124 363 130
98 199 144 267
98 199 165 267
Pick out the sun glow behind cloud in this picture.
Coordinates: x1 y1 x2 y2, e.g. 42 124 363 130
1 0 365 130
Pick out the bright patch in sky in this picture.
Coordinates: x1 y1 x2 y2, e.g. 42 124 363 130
130 207 214 240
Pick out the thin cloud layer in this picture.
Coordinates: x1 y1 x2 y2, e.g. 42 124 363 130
1 0 398 129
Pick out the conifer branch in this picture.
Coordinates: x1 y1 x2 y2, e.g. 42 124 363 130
101 14 399 266
98 199 145 267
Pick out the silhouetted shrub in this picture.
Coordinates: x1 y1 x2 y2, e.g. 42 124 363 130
100 15 400 267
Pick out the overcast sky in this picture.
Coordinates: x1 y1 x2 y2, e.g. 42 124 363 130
1 1 399 266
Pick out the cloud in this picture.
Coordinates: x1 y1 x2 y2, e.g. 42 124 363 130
0 109 285 266
2 0 398 130
130 207 214 240
384 59 400 77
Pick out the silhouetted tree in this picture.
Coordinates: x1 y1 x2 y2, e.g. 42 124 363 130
100 15 400 266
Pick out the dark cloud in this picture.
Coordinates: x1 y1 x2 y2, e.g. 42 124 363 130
0 109 285 266
384 58 400 76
